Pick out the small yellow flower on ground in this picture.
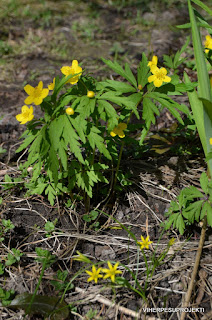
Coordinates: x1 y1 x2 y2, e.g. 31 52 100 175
102 261 122 283
16 105 34 124
61 60 82 84
148 65 171 88
24 81 49 106
204 35 212 54
168 238 175 246
86 265 103 284
66 107 74 115
110 123 127 138
210 138 212 145
48 77 55 91
73 251 91 263
87 91 95 98
148 55 158 69
137 236 153 250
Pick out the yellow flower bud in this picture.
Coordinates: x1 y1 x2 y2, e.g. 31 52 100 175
87 91 95 98
138 84 142 90
66 107 74 115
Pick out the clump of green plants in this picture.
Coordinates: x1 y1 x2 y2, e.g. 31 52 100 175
9 43 192 210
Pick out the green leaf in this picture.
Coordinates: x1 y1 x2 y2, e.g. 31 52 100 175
69 116 86 144
183 200 204 222
184 72 207 155
100 80 137 93
45 184 56 206
137 52 150 88
191 0 212 16
183 185 204 199
102 58 137 87
176 214 185 235
87 126 111 159
188 0 212 175
124 62 137 88
200 172 209 194
97 100 118 130
16 132 38 153
8 293 69 320
206 203 212 227
63 115 84 163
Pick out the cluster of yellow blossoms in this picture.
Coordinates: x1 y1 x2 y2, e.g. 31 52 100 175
86 261 122 284
16 60 82 124
82 235 153 284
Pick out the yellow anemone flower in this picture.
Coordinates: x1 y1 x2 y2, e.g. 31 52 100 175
48 77 55 91
137 236 153 250
24 81 49 106
61 60 82 84
204 35 212 54
86 265 103 284
147 55 158 69
102 261 122 283
148 65 171 87
209 138 212 145
16 105 34 124
110 123 127 138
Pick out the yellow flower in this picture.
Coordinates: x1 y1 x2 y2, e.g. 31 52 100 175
209 138 212 145
86 265 103 284
73 251 91 264
16 105 34 124
87 91 95 98
168 238 175 247
66 107 74 115
24 81 49 106
110 123 127 138
102 261 122 283
148 65 171 87
48 77 55 91
61 60 82 84
148 55 158 69
137 236 153 250
204 35 212 54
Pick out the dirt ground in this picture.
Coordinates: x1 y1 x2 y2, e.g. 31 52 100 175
0 1 212 319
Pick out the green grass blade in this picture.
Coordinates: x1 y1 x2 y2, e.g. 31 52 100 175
191 0 212 16
188 0 211 101
184 72 207 156
188 0 212 175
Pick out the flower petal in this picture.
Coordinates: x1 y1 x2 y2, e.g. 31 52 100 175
34 97 43 106
160 68 167 75
72 60 79 68
154 79 163 87
24 96 34 105
24 84 34 95
37 81 43 90
164 76 171 83
41 88 49 99
148 75 156 83
61 66 71 76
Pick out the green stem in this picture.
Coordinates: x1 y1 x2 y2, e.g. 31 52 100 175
26 261 47 315
113 140 124 192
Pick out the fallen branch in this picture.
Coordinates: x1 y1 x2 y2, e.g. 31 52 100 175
180 215 207 320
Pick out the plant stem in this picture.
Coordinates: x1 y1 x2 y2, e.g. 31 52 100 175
113 140 124 194
26 261 47 315
180 215 207 320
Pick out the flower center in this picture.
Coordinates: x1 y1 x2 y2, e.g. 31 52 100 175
156 70 165 80
23 110 30 120
34 86 42 98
